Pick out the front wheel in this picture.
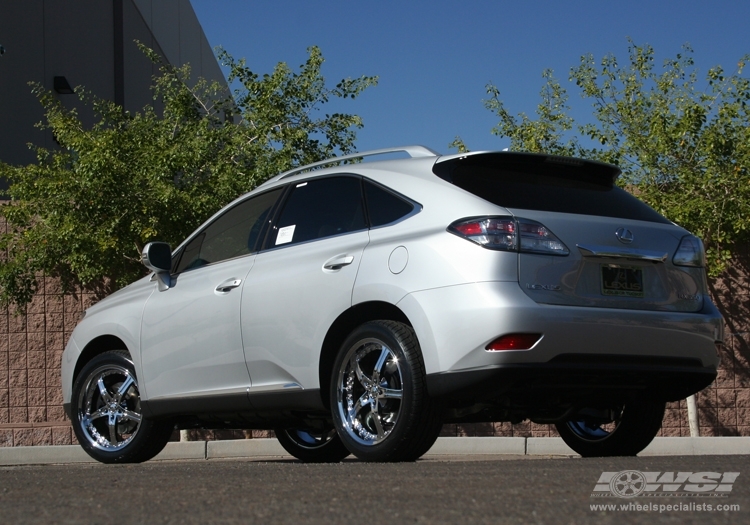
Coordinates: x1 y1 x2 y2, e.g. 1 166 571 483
330 320 442 462
71 350 173 463
555 399 666 457
274 427 350 462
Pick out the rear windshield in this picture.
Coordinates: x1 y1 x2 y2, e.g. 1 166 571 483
433 153 670 224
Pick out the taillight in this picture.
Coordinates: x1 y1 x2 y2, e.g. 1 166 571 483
673 235 705 268
517 219 569 255
448 217 516 250
448 216 569 256
486 333 543 351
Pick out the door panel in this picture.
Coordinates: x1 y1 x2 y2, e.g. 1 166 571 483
140 256 255 401
241 231 369 391
140 187 284 403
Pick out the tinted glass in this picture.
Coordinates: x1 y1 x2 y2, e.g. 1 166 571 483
272 177 366 247
364 180 414 227
436 154 670 224
175 188 282 273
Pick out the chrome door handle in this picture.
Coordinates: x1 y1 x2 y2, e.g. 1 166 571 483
215 278 242 293
323 255 354 270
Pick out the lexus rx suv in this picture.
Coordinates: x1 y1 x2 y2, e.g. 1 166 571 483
61 146 722 463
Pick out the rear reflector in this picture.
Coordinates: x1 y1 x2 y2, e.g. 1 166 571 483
485 333 543 351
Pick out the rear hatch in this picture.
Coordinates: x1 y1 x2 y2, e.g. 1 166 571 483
434 152 706 313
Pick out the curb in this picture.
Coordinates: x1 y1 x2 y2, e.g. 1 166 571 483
428 436 526 455
1 437 748 466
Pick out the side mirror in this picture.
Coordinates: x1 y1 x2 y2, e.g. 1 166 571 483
141 242 172 273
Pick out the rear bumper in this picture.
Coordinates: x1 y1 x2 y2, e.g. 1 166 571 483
426 355 717 403
398 281 722 400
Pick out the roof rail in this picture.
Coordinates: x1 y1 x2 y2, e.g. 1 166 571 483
269 145 440 183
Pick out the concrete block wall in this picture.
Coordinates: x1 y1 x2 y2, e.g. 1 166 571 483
0 276 95 446
695 245 750 436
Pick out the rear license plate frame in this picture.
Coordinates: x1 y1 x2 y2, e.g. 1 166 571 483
600 264 644 298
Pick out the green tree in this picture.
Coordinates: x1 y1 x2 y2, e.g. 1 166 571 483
0 46 377 307
460 41 750 275
451 69 583 157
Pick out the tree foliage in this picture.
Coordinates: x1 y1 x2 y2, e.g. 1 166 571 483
457 41 750 275
0 46 377 307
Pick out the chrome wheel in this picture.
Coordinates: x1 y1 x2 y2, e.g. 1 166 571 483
72 351 173 463
556 400 666 457
336 337 404 446
565 409 622 441
77 363 143 452
331 321 443 462
282 428 338 449
275 427 351 462
567 421 612 440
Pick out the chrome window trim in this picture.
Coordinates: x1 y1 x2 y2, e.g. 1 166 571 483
576 243 668 263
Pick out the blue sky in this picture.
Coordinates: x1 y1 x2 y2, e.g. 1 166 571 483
190 0 750 155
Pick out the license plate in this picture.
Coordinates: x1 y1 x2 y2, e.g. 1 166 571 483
601 265 644 298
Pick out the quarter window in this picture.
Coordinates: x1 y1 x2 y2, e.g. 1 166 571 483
363 180 415 227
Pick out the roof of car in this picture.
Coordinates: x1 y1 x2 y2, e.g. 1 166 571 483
259 145 441 188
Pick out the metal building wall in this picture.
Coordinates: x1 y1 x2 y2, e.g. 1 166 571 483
0 0 226 172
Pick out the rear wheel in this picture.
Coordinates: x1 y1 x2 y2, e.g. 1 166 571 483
330 320 442 462
555 399 666 457
275 427 350 462
71 350 173 463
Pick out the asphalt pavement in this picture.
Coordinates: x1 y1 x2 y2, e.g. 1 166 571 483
1 436 749 466
1 453 748 524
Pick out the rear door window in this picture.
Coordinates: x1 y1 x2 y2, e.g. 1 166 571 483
269 176 367 247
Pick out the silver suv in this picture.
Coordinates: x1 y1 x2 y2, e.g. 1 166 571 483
61 146 722 463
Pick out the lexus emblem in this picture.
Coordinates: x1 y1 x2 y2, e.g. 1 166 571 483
615 227 634 244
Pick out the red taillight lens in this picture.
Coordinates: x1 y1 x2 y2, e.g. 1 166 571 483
453 222 485 236
485 333 542 351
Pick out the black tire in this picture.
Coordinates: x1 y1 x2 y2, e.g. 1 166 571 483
330 320 442 462
71 350 174 464
275 427 350 462
555 399 666 457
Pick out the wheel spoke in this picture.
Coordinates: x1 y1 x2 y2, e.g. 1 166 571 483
353 393 369 417
353 357 372 389
372 346 390 382
115 374 135 402
370 405 385 439
379 387 402 400
97 378 113 404
88 407 109 421
107 413 119 445
121 409 142 423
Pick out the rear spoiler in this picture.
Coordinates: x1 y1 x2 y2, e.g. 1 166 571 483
433 151 621 187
